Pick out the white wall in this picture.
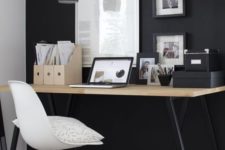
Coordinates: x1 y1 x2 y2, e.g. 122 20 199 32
0 0 26 149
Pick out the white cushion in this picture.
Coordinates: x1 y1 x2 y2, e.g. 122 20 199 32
49 116 104 145
13 116 104 145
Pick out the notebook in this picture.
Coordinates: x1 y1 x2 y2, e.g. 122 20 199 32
69 57 133 88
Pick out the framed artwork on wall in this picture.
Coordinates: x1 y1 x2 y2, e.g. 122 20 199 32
76 0 139 67
153 0 185 18
136 52 159 84
153 33 186 65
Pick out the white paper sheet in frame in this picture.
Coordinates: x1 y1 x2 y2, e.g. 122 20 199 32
75 0 139 67
156 35 184 65
156 0 183 16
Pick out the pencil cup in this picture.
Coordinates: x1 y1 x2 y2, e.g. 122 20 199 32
158 75 172 86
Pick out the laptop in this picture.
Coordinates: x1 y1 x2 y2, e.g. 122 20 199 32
69 57 133 88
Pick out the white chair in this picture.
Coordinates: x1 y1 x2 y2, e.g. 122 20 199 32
8 81 104 150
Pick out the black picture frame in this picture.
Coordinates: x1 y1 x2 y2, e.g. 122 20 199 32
153 33 186 65
136 52 159 84
152 0 186 18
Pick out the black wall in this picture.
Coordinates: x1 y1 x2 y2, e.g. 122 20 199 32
27 0 225 150
26 0 75 82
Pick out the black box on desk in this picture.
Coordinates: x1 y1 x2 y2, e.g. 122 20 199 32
184 49 220 72
173 71 224 88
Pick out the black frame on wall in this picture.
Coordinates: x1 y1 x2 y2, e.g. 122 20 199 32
153 33 186 65
152 0 186 18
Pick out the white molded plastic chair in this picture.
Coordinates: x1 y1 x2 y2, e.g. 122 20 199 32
8 81 103 150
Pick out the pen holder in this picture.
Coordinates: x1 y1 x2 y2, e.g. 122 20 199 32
158 75 172 86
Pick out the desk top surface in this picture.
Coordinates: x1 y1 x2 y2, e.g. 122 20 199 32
0 84 225 98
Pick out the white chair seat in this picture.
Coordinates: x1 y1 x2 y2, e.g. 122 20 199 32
9 81 103 149
13 116 104 145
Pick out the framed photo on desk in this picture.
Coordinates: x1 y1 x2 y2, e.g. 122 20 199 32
136 52 159 84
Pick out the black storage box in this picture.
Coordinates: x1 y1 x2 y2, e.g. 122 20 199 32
184 49 220 72
173 71 224 88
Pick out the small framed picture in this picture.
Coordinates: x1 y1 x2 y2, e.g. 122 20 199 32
147 65 174 86
136 52 159 84
153 0 185 18
153 33 186 65
147 65 160 85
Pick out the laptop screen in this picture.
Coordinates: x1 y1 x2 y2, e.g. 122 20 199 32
88 57 133 84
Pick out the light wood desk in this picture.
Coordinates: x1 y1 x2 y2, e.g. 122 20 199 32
1 84 225 150
1 84 225 97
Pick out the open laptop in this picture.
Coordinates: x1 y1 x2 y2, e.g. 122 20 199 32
69 57 133 88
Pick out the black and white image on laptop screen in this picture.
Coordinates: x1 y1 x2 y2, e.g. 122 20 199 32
90 60 131 83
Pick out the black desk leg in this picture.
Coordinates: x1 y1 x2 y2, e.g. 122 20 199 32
179 98 189 130
166 97 185 150
47 94 57 115
1 137 7 150
65 95 80 117
0 137 3 150
200 96 218 150
10 126 19 150
65 94 73 116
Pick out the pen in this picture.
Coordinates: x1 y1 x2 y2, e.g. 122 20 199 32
164 67 167 75
157 64 165 75
157 70 161 74
168 67 173 75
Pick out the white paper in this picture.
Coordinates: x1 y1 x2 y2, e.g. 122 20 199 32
35 44 54 65
58 41 75 65
48 45 60 65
